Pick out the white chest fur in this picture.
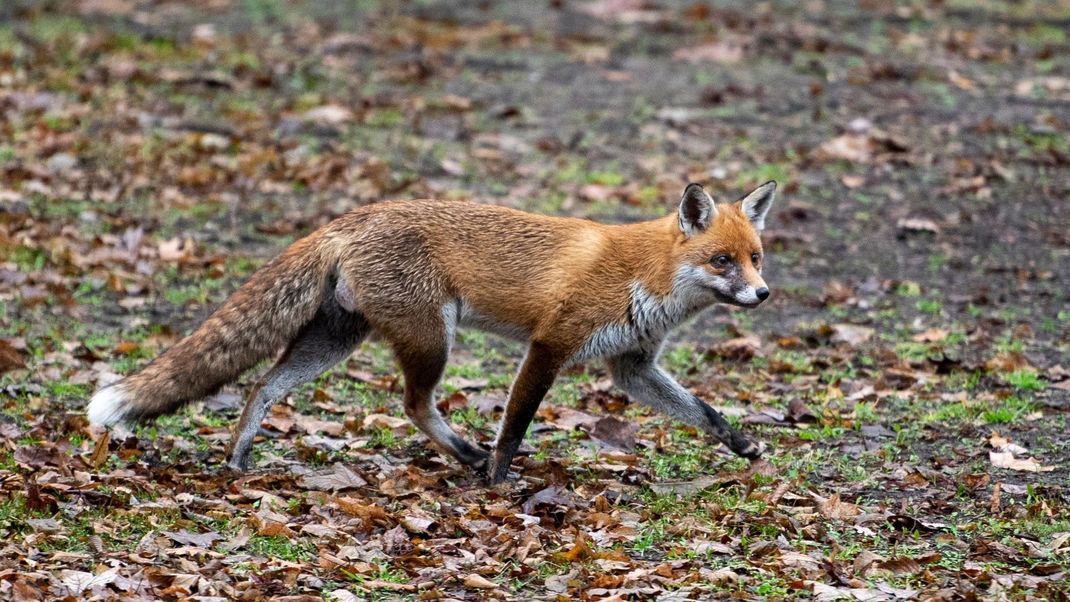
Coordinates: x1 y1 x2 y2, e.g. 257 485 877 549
573 276 712 362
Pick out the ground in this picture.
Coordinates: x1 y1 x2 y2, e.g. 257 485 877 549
1 0 1069 600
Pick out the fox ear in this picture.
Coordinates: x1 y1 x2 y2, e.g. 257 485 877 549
739 180 776 232
678 183 716 236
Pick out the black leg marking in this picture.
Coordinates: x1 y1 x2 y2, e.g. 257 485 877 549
609 350 764 460
488 342 565 484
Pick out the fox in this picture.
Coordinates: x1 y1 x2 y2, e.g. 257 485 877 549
87 181 776 484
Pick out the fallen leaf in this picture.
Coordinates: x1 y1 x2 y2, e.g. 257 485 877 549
852 550 886 575
298 463 369 491
787 398 817 423
293 413 344 436
163 529 222 548
840 174 865 189
988 431 1029 455
357 580 416 593
876 556 922 575
989 450 1055 473
328 590 363 602
463 574 499 589
817 493 861 520
830 324 874 346
382 525 412 556
302 104 354 125
540 405 600 431
399 515 436 534
203 391 243 412
301 435 349 451
522 486 582 514
88 430 110 469
15 446 59 469
0 339 27 374
362 413 409 434
436 390 468 413
709 335 761 360
811 130 908 164
912 328 948 343
60 569 117 595
157 237 195 262
562 530 592 562
27 518 64 533
887 514 947 532
588 416 637 452
335 497 390 521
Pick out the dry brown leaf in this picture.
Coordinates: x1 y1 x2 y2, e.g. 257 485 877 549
362 413 409 433
302 104 354 125
336 498 393 525
89 430 110 469
989 450 1055 473
852 549 886 575
298 463 368 491
0 339 27 374
163 529 222 548
463 574 499 589
709 335 761 360
60 569 117 595
588 416 638 452
818 493 861 520
563 530 592 562
157 237 195 262
840 174 865 189
830 324 874 346
876 556 922 575
912 328 948 343
399 515 436 534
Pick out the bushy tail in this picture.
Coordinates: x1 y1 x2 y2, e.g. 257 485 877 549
88 231 338 425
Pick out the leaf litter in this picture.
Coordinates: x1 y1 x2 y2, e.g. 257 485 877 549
0 0 1068 600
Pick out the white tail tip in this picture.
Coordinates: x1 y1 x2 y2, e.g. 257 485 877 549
87 384 129 426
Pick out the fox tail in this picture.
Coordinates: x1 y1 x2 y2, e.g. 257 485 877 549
87 231 338 425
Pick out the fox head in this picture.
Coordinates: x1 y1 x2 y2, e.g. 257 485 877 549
674 181 776 308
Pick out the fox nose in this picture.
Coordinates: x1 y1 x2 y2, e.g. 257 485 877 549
755 287 770 301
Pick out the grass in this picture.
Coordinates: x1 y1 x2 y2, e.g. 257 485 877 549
1004 369 1044 392
247 535 317 562
2 3 1068 599
982 396 1035 425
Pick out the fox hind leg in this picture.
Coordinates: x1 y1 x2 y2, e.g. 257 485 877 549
387 313 489 471
226 299 369 471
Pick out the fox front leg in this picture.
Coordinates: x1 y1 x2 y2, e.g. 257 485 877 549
487 341 568 484
609 350 764 459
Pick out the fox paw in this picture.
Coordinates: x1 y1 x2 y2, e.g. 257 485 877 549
484 467 521 486
737 439 767 459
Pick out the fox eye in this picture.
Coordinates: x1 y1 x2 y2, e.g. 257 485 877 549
711 255 731 268
751 252 761 265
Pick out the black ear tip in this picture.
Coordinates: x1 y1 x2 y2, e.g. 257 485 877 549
684 182 705 194
762 180 777 189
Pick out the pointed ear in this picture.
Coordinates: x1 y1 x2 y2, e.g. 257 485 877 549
739 180 776 232
678 183 716 236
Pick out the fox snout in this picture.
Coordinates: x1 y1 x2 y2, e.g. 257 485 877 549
735 284 770 307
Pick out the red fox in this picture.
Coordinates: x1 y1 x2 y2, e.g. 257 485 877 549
88 182 776 483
